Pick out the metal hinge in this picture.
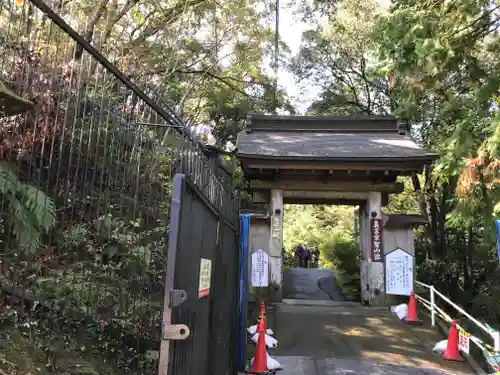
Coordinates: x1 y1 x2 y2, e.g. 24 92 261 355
162 289 190 341
162 323 190 340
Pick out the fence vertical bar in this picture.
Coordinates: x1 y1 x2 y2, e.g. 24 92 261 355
430 285 436 327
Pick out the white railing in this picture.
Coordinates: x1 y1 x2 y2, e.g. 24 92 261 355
414 281 500 360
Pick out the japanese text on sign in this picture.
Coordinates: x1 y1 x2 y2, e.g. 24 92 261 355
251 249 269 287
270 216 282 256
198 258 212 298
459 330 470 354
370 218 383 262
271 216 281 239
385 248 414 296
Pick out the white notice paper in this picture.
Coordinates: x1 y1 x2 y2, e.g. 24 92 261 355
385 248 414 296
458 330 470 354
251 249 269 287
198 258 212 298
458 330 469 354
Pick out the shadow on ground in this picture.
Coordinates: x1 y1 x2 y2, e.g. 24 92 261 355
273 304 473 375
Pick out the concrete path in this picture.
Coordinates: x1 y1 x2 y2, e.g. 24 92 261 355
273 303 474 375
283 267 344 301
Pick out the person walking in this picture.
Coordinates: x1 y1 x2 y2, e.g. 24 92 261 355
312 247 320 268
303 245 310 268
295 244 304 268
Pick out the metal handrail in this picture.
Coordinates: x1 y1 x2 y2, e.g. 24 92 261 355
414 280 500 354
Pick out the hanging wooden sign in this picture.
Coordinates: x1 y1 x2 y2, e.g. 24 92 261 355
370 218 383 262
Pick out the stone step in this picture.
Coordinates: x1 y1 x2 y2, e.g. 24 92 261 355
276 299 391 315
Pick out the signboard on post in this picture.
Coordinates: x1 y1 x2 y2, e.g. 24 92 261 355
251 249 269 287
385 247 413 296
198 258 212 298
370 218 383 262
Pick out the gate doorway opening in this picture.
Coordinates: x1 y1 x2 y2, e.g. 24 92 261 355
282 204 356 303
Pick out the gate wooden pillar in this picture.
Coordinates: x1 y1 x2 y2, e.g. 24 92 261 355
368 191 384 306
359 203 369 304
269 189 284 301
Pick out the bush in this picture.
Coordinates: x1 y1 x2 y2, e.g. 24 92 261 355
320 233 360 301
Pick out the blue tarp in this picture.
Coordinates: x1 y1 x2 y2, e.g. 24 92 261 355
496 220 500 264
236 214 250 371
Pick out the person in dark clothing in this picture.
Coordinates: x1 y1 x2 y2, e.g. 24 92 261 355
302 246 310 268
295 244 304 267
312 247 320 268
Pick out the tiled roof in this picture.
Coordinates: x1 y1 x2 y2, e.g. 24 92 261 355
236 114 437 162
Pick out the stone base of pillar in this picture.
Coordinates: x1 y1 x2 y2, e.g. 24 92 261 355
269 284 282 302
269 256 283 302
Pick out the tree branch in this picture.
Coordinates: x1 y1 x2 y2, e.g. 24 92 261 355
174 69 258 99
131 0 206 46
75 0 108 59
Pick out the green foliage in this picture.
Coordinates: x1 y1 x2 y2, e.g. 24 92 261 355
320 232 360 301
283 204 360 299
0 163 56 252
283 204 355 252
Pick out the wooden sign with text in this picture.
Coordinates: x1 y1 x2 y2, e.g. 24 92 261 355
370 218 383 262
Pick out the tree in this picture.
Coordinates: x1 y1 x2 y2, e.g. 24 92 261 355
292 0 393 115
376 0 500 320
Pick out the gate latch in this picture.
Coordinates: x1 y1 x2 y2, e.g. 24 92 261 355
169 289 187 308
163 323 190 340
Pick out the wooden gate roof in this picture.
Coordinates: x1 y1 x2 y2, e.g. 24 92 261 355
237 114 437 163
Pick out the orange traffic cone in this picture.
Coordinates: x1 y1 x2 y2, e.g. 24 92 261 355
256 314 266 333
256 302 266 331
443 320 464 362
251 310 269 373
406 290 422 325
258 301 265 320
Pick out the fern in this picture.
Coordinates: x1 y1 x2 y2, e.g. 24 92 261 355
6 195 42 251
0 163 19 195
19 185 56 233
0 163 56 252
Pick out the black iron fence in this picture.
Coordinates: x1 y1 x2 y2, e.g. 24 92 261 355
0 0 239 374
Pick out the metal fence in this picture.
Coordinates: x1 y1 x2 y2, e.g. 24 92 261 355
0 0 239 374
414 281 500 372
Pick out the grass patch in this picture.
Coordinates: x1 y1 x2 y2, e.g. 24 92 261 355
0 321 120 375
